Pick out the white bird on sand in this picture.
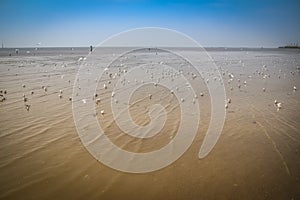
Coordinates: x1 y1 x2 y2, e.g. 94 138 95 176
25 104 30 111
277 102 282 109
59 90 63 94
293 86 297 91
100 110 105 115
181 98 185 102
228 73 234 79
227 98 231 104
59 94 62 99
103 84 107 89
95 98 101 105
200 93 204 97
225 104 228 109
44 87 47 92
274 100 282 111
149 94 152 99
82 99 87 104
22 84 26 88
263 88 266 92
276 102 282 111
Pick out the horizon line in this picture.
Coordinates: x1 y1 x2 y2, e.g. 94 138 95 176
0 45 283 49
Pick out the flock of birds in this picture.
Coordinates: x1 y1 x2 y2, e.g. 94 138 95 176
0 56 298 115
0 82 73 112
222 63 298 111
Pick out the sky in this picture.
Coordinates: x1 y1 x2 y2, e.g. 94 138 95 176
0 0 299 47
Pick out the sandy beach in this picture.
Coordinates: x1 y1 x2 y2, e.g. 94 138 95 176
0 47 299 199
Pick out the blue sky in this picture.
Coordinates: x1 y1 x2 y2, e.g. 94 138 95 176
0 0 299 47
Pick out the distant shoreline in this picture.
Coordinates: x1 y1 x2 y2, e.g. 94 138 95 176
278 45 300 49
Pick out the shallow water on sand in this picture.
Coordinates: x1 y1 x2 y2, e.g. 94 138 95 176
0 48 300 199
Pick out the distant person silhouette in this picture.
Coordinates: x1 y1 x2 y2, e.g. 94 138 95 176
90 45 93 52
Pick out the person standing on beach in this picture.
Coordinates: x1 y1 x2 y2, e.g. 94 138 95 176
90 45 93 52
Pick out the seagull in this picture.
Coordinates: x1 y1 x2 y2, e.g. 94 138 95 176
293 86 297 91
100 110 105 115
95 98 101 105
276 102 282 111
274 100 282 111
263 88 266 92
22 84 26 88
25 104 30 111
59 90 63 94
103 84 107 89
59 94 62 99
225 104 228 109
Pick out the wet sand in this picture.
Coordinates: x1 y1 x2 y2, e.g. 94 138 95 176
0 48 300 199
